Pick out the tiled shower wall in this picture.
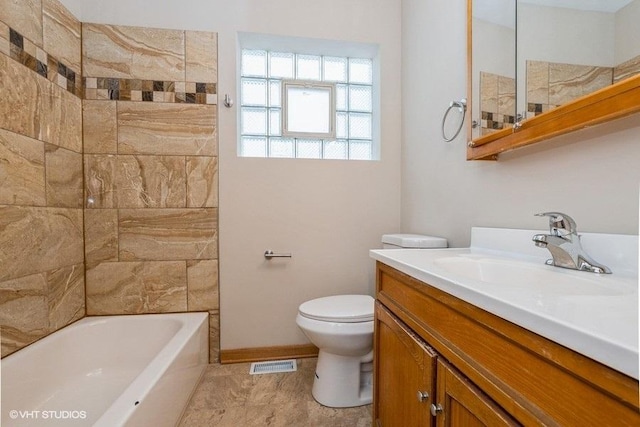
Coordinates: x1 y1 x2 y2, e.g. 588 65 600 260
526 56 640 118
82 24 220 362
0 0 84 357
0 1 220 361
614 55 640 84
479 56 640 131
479 71 515 135
525 60 613 118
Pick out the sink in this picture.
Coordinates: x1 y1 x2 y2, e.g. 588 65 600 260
433 256 630 296
370 227 639 379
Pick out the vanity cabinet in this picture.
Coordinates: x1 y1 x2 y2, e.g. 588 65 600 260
434 359 518 427
375 302 517 427
374 303 437 427
373 262 640 426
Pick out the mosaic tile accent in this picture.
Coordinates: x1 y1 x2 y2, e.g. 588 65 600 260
525 59 621 116
481 111 515 131
43 0 82 73
526 102 559 118
3 26 81 97
1 53 83 152
0 0 43 47
84 77 217 104
1 0 85 357
3 31 218 105
2 24 217 104
528 103 544 115
479 71 516 134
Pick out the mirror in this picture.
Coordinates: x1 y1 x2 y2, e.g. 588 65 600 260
471 0 517 140
467 0 640 160
517 0 640 119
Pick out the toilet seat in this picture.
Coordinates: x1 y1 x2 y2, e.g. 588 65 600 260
298 295 374 323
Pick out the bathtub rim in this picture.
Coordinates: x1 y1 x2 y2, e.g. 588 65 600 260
92 312 209 426
1 312 210 427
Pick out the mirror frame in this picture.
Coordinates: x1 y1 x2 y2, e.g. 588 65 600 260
466 0 640 161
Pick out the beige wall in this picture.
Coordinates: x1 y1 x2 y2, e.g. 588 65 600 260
401 0 640 248
616 0 640 64
0 0 84 357
66 0 403 351
81 24 220 362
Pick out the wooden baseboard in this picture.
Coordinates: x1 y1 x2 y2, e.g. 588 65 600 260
220 344 318 364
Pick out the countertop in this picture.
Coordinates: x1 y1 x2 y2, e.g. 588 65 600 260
370 229 639 379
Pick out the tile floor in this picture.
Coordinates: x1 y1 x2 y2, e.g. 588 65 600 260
179 358 372 426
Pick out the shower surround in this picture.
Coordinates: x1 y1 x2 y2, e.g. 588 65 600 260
1 0 84 358
0 0 220 362
82 23 220 363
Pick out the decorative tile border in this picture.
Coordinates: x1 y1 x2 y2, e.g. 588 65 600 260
526 103 559 118
481 111 515 130
4 27 82 97
528 103 543 114
527 103 545 117
84 77 217 104
2 26 217 105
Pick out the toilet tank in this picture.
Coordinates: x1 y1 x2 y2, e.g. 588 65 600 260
381 233 448 249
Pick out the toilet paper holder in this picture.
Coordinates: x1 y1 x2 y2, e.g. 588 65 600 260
264 250 292 260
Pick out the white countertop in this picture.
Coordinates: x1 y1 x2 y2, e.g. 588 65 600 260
370 227 639 379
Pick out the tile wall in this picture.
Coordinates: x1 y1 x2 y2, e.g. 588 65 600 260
479 71 516 135
1 3 219 361
614 55 640 84
82 24 220 362
0 0 84 357
525 60 613 118
526 56 640 118
479 56 640 132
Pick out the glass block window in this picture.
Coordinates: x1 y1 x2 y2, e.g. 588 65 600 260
240 49 375 160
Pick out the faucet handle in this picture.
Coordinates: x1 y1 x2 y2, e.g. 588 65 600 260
535 212 577 237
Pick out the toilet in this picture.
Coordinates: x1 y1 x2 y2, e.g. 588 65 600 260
381 233 448 250
296 233 447 408
296 295 375 408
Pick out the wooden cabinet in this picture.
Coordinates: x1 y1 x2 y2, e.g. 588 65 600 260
374 303 437 427
435 360 518 427
374 301 518 427
373 261 640 427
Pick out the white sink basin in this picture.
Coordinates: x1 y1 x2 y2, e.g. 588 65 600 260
432 256 630 296
370 227 639 379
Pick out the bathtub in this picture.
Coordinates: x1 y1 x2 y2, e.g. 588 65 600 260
1 312 208 426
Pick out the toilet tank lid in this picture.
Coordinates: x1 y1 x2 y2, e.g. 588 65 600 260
382 233 448 248
299 295 374 323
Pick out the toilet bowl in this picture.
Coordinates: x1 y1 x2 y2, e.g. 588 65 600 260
296 294 374 408
296 234 447 408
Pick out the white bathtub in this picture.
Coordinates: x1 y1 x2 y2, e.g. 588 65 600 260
1 312 208 426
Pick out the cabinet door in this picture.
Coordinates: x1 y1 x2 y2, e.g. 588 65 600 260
374 302 437 427
433 360 521 427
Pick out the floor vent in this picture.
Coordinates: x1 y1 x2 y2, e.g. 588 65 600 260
249 359 297 375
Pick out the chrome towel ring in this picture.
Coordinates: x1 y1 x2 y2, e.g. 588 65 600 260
441 98 467 142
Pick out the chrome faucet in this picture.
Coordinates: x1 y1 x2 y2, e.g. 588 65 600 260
532 212 611 274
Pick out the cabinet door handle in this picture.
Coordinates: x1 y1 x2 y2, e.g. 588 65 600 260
416 390 429 402
430 403 443 416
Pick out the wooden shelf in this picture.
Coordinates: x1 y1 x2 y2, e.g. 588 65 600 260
466 73 640 161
